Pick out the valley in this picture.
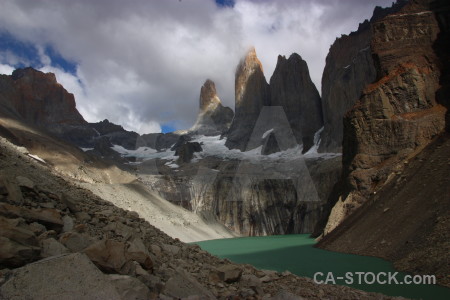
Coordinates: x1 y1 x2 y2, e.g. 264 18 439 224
0 0 449 299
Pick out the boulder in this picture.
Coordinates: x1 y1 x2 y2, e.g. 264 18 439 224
40 238 70 258
59 232 94 252
0 253 122 300
163 268 215 299
0 217 40 267
108 274 151 300
0 203 63 229
84 239 128 273
212 264 243 283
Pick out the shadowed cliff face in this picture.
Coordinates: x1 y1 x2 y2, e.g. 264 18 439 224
270 54 323 152
318 2 411 154
323 0 447 235
319 22 377 153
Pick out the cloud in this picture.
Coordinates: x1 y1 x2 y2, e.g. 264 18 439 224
0 0 393 134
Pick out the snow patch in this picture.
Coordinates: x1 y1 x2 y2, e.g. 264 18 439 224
27 154 46 164
165 162 179 169
262 128 274 139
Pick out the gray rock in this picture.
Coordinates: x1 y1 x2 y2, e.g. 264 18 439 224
163 268 215 299
59 232 94 252
0 253 122 300
62 215 74 232
190 79 234 136
108 274 151 300
15 176 35 189
40 238 70 258
0 216 40 267
213 264 243 283
161 243 180 256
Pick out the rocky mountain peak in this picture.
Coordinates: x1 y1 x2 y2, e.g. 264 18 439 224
269 52 323 152
199 79 221 112
225 47 270 150
190 79 234 136
0 67 85 127
235 47 267 107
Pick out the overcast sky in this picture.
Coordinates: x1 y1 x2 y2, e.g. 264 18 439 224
0 0 393 133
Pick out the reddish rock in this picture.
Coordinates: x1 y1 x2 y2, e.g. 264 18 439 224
0 68 85 126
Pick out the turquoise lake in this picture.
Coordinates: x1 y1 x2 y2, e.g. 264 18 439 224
195 234 450 300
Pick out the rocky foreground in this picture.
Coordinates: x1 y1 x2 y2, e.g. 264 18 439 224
0 140 400 299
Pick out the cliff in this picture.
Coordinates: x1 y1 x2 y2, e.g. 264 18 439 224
321 0 447 237
226 48 323 153
318 2 409 153
225 47 270 151
270 54 323 152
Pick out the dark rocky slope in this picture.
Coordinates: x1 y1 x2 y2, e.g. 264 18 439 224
317 133 450 288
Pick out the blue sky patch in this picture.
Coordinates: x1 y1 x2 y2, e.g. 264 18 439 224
215 0 235 8
0 31 77 74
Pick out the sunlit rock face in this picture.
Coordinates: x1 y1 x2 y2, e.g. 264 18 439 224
269 53 323 153
190 79 234 136
225 47 270 151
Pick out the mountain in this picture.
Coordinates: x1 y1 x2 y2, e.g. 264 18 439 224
225 47 270 151
190 79 234 136
270 53 323 152
315 0 450 287
318 1 408 153
0 67 85 126
225 48 323 153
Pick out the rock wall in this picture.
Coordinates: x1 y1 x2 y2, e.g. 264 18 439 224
322 0 447 235
318 22 377 153
141 156 341 236
226 48 323 153
270 54 323 152
225 47 270 151
318 1 409 153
